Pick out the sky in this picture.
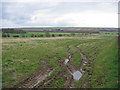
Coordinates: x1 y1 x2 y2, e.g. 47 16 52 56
0 0 119 28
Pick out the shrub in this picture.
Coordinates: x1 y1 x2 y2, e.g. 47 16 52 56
58 34 62 37
2 33 7 37
22 34 25 37
52 34 55 37
31 34 34 37
45 32 50 37
13 35 19 37
71 33 75 36
38 34 43 37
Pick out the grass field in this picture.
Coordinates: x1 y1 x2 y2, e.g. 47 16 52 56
2 33 118 88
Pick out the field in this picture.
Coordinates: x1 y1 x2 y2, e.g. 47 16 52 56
2 32 118 88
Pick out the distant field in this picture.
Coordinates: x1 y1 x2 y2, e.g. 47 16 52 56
21 27 100 31
2 31 118 38
2 33 118 88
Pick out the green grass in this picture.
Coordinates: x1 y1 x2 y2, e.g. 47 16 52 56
2 33 118 88
74 36 118 88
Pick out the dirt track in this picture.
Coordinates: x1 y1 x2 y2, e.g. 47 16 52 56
11 43 97 88
11 60 55 88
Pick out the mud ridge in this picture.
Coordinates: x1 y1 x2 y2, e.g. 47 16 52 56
11 60 55 88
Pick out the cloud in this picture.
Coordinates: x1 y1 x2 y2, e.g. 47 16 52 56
2 0 119 3
1 1 118 28
25 11 117 27
1 19 19 28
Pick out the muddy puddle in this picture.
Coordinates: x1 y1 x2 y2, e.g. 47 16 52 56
64 46 72 65
48 69 55 76
64 59 69 64
73 71 83 81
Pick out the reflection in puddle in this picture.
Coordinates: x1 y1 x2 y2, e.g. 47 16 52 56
48 69 56 76
65 59 69 64
48 71 53 76
83 63 86 65
80 67 85 73
69 55 71 59
73 71 82 81
79 52 87 60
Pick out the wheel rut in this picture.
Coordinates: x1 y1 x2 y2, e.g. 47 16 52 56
11 43 97 88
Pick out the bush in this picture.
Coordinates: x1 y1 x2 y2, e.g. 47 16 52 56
22 34 25 37
38 34 43 37
58 34 62 37
13 35 19 37
7 34 10 37
71 33 75 36
31 34 34 37
46 32 50 37
52 34 55 37
2 33 7 37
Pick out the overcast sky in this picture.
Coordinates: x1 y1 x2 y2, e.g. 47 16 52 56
1 0 119 28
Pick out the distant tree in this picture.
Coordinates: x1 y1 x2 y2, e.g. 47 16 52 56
13 35 19 37
45 32 50 37
40 35 43 37
22 34 25 37
58 34 62 37
2 33 7 37
67 34 69 36
71 33 75 36
35 35 37 37
31 34 34 37
52 34 55 37
38 34 43 37
7 34 10 37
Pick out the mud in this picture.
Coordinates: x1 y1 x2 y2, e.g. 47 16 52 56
11 60 55 88
11 43 96 88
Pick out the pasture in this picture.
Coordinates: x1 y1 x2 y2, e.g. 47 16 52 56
2 32 118 88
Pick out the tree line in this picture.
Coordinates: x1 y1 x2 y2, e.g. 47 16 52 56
2 32 76 37
2 28 26 34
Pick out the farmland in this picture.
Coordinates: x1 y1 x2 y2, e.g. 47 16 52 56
2 30 118 88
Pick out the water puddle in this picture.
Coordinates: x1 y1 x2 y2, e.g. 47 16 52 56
48 71 53 76
83 63 86 65
80 67 85 73
64 59 69 64
69 55 71 59
72 71 83 81
80 52 87 60
48 69 56 76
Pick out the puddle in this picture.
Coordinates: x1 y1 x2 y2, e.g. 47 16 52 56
69 55 71 59
33 80 41 88
48 71 53 76
65 59 69 64
80 67 85 73
48 69 56 76
73 71 82 81
80 52 87 60
83 63 86 65
83 61 87 64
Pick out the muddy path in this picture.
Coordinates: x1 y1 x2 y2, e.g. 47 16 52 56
11 43 97 88
34 58 73 88
11 60 55 88
34 46 75 88
74 44 97 88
